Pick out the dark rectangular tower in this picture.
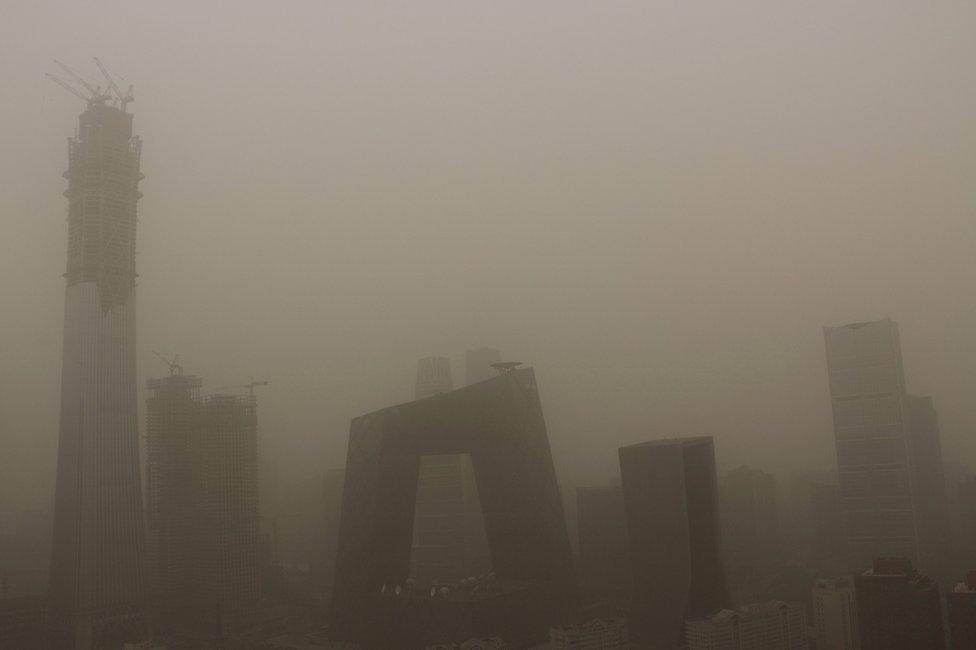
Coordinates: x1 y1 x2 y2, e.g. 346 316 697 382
618 436 731 648
854 557 944 650
49 101 148 649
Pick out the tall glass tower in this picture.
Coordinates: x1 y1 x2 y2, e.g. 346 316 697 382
48 100 149 649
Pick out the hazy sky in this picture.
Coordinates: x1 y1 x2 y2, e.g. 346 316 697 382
2 1 975 513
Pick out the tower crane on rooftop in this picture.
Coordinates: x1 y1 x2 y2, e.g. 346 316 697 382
152 351 183 376
214 378 269 398
93 57 134 112
46 59 110 107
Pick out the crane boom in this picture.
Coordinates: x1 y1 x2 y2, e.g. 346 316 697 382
45 73 90 103
92 57 133 110
54 59 99 97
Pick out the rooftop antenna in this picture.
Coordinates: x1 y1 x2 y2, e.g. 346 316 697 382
152 350 183 376
93 57 134 111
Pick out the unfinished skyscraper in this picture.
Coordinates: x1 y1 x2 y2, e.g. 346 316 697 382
145 370 202 632
48 95 149 648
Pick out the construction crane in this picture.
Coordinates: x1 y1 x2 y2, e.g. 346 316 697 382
214 378 268 398
45 73 91 104
93 57 134 112
46 59 110 107
152 351 183 376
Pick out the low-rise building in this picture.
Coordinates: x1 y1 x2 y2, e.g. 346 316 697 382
685 601 807 650
549 618 628 648
812 577 859 650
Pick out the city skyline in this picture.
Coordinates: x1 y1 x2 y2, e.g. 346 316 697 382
2 3 976 648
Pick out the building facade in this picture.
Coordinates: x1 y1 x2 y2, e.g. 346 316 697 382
549 617 628 649
824 319 917 566
947 571 976 650
853 557 944 650
904 395 952 580
721 466 781 585
685 601 807 650
145 373 203 631
192 394 261 633
618 436 731 647
576 486 630 604
411 356 490 582
49 101 149 649
812 577 859 650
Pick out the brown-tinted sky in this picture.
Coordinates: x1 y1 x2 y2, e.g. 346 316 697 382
2 1 975 512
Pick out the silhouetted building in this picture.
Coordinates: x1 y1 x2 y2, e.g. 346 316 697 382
411 356 489 582
549 617 628 649
192 394 261 635
49 100 149 648
947 571 976 650
785 471 842 566
809 482 845 565
824 319 917 566
0 510 50 599
618 436 730 647
944 464 976 577
684 601 807 650
904 395 952 580
425 637 509 649
0 595 46 649
322 467 345 597
331 367 575 648
576 486 630 603
464 348 502 386
812 577 859 650
416 356 454 400
721 466 781 585
145 372 203 631
853 557 944 650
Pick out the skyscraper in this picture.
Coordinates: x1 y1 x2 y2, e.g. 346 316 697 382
411 356 489 581
618 436 731 647
853 557 944 650
49 100 149 648
823 319 951 575
145 371 202 631
720 465 782 584
415 356 454 400
812 577 859 650
576 485 630 604
904 395 951 580
192 394 260 635
823 319 915 566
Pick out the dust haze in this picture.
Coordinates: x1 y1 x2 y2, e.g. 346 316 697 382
1 1 975 524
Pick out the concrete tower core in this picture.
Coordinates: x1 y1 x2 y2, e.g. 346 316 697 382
49 103 149 649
